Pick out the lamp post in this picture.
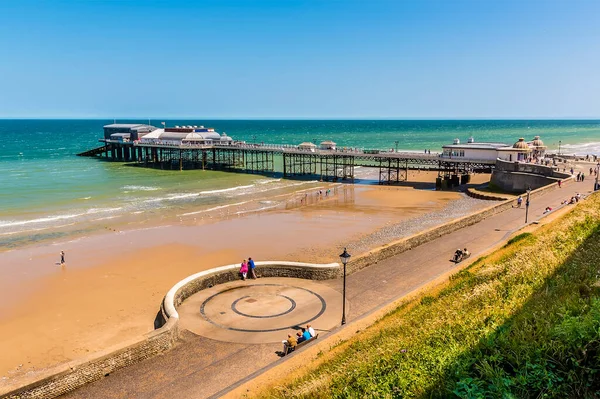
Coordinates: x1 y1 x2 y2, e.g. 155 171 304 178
394 141 399 153
339 248 351 325
558 140 561 156
525 187 532 223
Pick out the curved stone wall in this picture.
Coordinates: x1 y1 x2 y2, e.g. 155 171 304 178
161 261 340 328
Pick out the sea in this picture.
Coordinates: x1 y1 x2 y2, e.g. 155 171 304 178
1 119 599 250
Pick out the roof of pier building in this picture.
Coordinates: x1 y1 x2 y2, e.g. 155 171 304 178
104 124 155 131
530 136 547 149
512 138 530 149
442 142 508 150
139 129 224 143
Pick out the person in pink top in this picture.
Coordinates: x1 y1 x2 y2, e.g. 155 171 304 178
240 259 249 280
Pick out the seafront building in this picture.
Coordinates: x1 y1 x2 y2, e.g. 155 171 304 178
442 136 547 162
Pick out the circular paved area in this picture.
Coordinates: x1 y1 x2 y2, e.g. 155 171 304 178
178 277 344 344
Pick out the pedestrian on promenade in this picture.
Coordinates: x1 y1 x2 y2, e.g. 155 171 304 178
558 180 562 188
516 195 523 208
60 251 65 265
248 257 257 279
240 260 248 280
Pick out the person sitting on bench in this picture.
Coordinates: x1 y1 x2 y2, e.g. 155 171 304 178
296 331 306 344
282 333 297 354
307 324 316 338
301 327 312 342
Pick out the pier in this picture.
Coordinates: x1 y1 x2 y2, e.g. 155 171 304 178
79 139 495 185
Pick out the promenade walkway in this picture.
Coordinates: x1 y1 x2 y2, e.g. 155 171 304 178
62 178 595 399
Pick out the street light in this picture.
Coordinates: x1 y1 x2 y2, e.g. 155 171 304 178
394 141 399 153
558 140 562 156
525 187 532 223
339 248 351 325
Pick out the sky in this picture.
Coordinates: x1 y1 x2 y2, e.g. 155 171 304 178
0 0 599 119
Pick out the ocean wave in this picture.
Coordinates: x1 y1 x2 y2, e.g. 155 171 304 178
122 185 160 192
144 185 256 203
0 207 122 229
86 207 123 214
255 178 282 185
0 214 82 228
92 215 122 222
235 204 279 215
560 142 600 156
198 185 255 195
178 201 251 216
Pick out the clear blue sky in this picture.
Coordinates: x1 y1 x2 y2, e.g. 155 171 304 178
0 0 599 119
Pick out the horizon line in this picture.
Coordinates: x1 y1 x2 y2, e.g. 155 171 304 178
1 117 600 121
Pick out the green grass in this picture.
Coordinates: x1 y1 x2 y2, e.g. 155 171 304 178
259 194 600 399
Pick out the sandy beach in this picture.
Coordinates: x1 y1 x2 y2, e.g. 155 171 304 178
0 171 492 385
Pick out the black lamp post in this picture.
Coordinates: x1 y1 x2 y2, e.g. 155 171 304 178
558 140 562 156
394 140 399 153
339 248 351 325
525 187 532 223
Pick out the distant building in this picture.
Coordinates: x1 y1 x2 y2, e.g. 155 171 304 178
103 124 156 141
442 136 545 162
298 142 317 152
320 140 337 150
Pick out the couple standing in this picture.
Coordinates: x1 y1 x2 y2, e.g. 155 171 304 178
240 257 257 280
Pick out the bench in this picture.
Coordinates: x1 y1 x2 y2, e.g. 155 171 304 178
284 334 319 356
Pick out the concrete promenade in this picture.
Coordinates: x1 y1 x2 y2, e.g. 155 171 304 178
61 178 595 399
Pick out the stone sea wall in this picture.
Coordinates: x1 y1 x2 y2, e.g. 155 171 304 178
490 159 571 193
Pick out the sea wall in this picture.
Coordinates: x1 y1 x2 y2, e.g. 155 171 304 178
490 159 571 193
2 320 179 399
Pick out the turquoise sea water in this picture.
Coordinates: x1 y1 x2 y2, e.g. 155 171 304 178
1 119 599 249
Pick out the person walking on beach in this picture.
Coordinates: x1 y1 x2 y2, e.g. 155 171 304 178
60 251 65 265
240 259 248 280
248 257 257 279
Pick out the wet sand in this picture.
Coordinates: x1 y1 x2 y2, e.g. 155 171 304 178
0 172 490 386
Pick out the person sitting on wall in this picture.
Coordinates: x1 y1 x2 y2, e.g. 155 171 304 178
296 331 306 344
462 248 470 258
302 328 312 342
453 249 463 262
307 324 316 338
282 334 297 354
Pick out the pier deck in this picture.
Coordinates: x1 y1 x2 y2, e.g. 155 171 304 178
78 140 496 185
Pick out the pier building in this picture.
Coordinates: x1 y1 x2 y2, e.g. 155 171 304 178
442 136 546 162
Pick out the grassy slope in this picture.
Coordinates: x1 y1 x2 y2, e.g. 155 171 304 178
260 194 600 399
